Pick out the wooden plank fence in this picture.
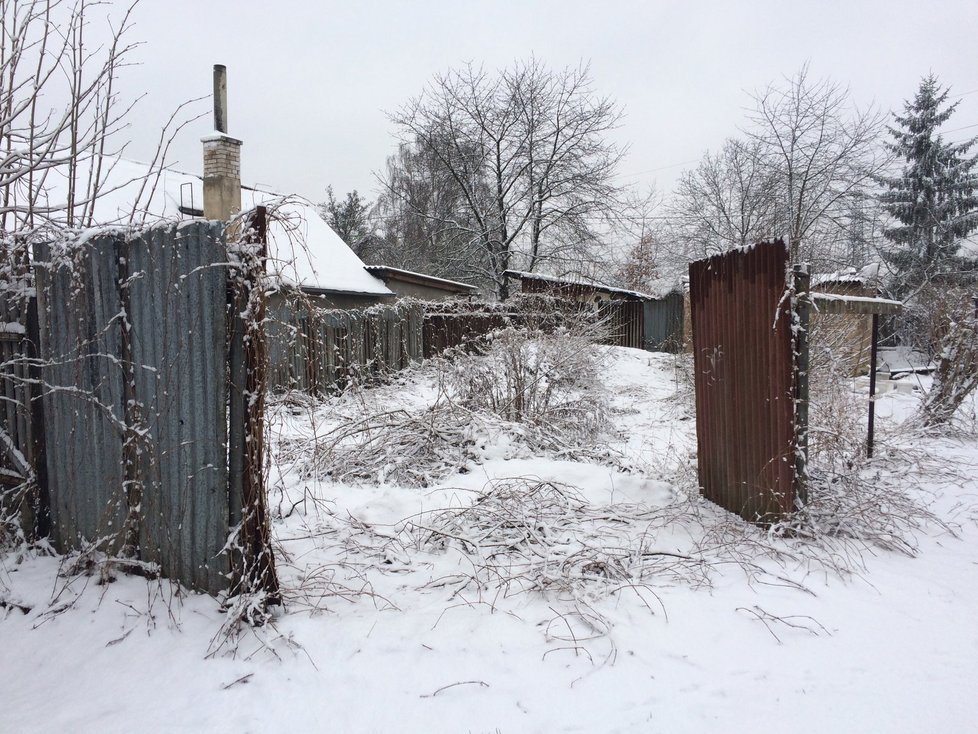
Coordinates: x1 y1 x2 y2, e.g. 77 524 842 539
267 300 423 393
266 294 678 394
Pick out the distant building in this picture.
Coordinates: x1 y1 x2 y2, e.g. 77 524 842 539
364 266 478 301
503 270 684 352
810 264 882 375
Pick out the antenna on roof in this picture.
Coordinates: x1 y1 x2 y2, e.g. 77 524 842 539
213 64 228 133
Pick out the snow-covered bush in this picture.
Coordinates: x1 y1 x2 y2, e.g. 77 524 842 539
447 325 610 444
922 305 978 428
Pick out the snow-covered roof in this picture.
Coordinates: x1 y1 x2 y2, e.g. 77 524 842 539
812 263 880 287
364 265 477 293
504 269 672 301
38 158 391 297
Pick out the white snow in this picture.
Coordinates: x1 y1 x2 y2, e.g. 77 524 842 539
2 347 977 733
39 158 391 297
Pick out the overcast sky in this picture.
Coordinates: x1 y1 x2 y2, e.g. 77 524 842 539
122 0 978 206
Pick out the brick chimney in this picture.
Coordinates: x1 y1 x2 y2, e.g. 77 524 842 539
202 64 242 220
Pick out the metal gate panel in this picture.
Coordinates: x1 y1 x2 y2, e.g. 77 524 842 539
688 241 797 521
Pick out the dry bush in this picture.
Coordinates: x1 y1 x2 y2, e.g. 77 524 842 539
282 308 622 487
922 305 978 428
446 326 611 443
291 398 626 489
792 320 956 557
805 351 868 469
296 402 478 488
771 459 953 563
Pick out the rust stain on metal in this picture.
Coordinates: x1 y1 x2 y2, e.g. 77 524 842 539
688 241 797 522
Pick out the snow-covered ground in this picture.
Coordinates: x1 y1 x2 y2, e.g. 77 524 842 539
2 347 977 733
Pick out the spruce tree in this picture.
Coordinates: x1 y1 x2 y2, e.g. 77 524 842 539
879 75 978 294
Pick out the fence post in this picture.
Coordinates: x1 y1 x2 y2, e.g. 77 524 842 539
867 314 880 459
22 293 50 538
793 264 810 505
227 206 281 605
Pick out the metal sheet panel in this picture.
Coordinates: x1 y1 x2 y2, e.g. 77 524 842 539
689 241 797 522
34 237 129 550
127 222 229 594
644 292 685 353
33 223 230 594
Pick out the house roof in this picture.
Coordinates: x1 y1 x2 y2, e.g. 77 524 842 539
39 157 392 297
364 265 478 294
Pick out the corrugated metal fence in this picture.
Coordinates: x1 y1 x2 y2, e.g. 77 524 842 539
32 223 232 592
599 300 644 349
688 241 801 522
0 220 279 598
644 291 685 353
0 282 46 535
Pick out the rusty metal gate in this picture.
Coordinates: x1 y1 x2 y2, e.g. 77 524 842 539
688 241 801 522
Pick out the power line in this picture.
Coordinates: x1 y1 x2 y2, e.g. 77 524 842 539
616 159 701 179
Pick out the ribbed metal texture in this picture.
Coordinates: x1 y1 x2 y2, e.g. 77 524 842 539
127 222 229 593
643 292 685 353
688 241 797 522
33 222 230 593
517 277 648 350
0 288 33 478
34 237 129 550
597 300 644 349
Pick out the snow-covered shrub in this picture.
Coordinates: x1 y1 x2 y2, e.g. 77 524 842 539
922 306 978 428
447 325 611 444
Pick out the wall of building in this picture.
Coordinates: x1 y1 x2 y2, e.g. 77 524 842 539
380 278 471 301
810 281 875 376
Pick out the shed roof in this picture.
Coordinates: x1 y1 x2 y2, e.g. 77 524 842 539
504 269 662 301
365 266 478 293
810 292 902 316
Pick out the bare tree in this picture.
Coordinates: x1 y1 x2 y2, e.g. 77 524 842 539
615 231 659 292
0 0 203 265
373 140 487 281
921 296 978 427
2 1 137 239
670 137 781 258
745 64 886 265
386 59 627 299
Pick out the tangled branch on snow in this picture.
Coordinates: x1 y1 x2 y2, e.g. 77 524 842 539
400 477 712 601
285 395 625 489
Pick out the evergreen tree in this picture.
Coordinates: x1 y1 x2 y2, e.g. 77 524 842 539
879 75 978 294
319 187 372 251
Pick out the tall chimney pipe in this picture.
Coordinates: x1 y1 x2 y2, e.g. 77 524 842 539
213 64 228 133
202 63 241 220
